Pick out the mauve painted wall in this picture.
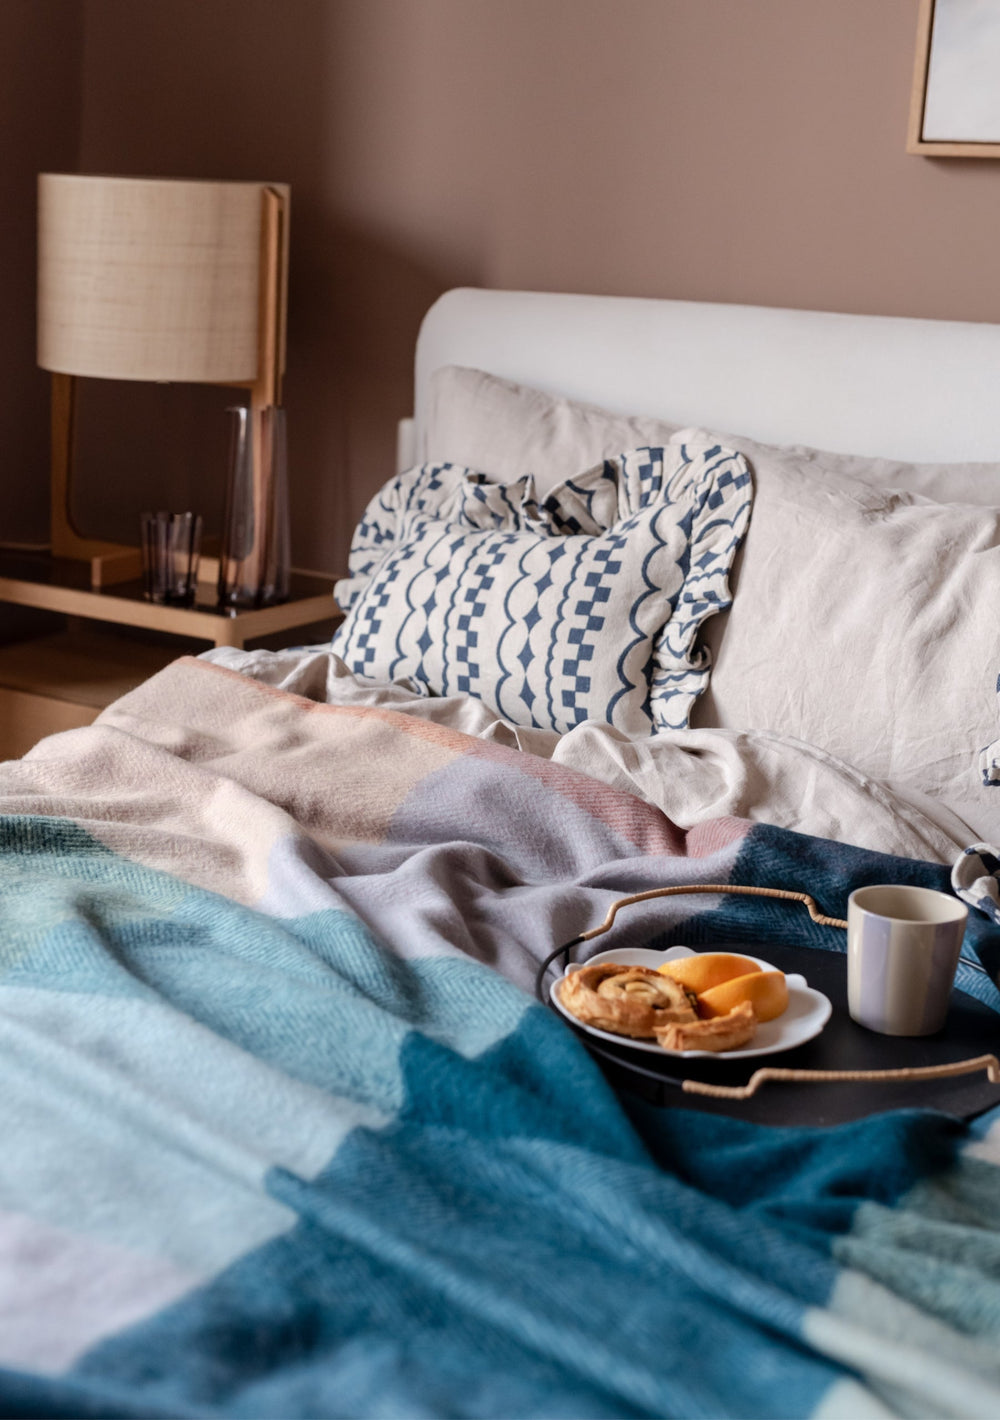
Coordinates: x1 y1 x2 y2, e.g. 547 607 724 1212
0 0 82 547
9 0 1000 573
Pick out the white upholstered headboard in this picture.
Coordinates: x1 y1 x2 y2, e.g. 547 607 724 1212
405 287 1000 469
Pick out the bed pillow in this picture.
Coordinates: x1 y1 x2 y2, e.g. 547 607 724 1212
681 428 1000 844
424 365 1000 504
982 680 1000 792
424 366 682 494
333 436 752 736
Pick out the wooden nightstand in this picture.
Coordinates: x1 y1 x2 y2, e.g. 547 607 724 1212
0 550 340 761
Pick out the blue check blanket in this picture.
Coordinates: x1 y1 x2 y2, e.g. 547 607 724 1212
0 657 998 1419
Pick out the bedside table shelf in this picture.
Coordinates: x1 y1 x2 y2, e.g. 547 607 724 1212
0 551 337 650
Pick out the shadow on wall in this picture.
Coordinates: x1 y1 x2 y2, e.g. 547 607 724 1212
69 0 470 577
0 0 83 547
73 217 447 576
288 214 450 573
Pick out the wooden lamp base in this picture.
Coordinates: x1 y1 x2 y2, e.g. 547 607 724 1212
50 372 142 588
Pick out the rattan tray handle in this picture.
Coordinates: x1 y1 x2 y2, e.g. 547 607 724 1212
682 1054 1000 1100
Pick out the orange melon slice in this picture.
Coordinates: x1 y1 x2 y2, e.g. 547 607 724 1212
657 952 762 996
697 970 789 1023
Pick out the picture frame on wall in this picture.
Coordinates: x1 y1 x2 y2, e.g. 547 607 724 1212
908 0 1000 156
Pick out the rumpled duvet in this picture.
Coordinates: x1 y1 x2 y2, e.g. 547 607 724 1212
0 653 999 1419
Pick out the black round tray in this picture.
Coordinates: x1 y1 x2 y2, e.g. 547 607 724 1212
557 942 1000 1126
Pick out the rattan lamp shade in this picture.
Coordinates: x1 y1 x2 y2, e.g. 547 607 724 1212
37 174 267 384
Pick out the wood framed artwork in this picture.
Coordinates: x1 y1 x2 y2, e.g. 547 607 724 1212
908 0 1000 156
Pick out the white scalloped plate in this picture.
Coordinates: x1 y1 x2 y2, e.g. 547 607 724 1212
550 945 832 1060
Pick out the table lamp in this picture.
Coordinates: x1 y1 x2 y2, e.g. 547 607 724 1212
36 173 289 594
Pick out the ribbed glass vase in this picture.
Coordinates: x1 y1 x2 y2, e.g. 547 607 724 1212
218 403 290 610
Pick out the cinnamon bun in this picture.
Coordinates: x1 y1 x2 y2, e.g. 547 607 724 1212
557 962 698 1038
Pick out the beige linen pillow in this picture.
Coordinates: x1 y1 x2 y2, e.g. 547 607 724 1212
424 366 681 494
713 431 1000 507
681 429 1000 844
423 365 1000 505
424 366 1000 839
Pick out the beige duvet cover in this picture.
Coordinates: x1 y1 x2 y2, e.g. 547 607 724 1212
204 646 970 866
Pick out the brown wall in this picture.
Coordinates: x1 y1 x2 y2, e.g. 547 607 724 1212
8 0 1000 572
0 0 82 546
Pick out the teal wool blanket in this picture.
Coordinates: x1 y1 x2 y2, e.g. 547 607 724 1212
0 658 998 1419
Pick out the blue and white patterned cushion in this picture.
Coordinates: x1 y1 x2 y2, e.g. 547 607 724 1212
952 842 1000 927
333 436 752 736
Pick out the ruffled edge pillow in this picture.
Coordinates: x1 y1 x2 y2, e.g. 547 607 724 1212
333 434 752 736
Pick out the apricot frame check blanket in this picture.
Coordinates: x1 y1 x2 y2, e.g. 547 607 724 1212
0 657 998 1418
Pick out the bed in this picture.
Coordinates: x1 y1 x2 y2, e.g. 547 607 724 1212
1 287 999 1419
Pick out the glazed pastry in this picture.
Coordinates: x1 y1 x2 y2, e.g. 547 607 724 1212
558 962 698 1038
655 1000 757 1053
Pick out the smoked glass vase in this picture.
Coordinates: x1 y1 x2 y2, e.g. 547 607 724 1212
218 403 290 610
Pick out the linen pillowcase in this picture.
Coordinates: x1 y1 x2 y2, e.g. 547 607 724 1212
679 428 1000 845
424 365 682 495
983 679 1000 792
423 365 1000 504
333 436 752 737
422 364 1000 833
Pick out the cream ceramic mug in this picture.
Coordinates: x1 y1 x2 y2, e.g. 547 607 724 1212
847 884 968 1036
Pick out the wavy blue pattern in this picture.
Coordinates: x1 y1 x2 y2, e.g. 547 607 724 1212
388 527 449 684
609 507 670 726
495 537 537 725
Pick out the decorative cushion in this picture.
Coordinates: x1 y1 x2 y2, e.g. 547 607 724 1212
333 436 752 737
681 428 1000 845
